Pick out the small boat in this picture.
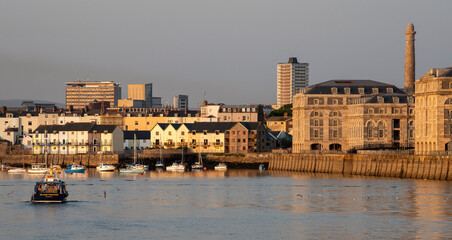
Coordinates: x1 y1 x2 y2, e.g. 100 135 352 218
31 170 68 203
155 144 164 169
215 163 227 170
166 162 185 171
120 133 147 174
65 163 86 173
8 167 27 174
259 164 265 171
120 165 145 173
191 152 203 170
28 163 50 174
96 163 116 172
155 160 164 169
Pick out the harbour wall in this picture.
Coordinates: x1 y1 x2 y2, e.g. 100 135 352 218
0 154 120 167
269 154 452 180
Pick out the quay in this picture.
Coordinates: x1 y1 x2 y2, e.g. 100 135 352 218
269 153 452 181
2 151 452 180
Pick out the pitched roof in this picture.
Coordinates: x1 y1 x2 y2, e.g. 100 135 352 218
305 80 405 95
63 122 96 131
267 116 291 122
91 125 118 133
190 122 236 133
124 131 150 140
156 123 170 130
238 122 261 130
34 125 66 133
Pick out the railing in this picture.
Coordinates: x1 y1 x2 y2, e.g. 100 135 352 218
213 142 223 147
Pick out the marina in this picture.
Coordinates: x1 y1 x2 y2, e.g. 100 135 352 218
0 169 451 239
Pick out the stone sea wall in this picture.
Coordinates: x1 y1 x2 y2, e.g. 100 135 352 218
269 154 452 180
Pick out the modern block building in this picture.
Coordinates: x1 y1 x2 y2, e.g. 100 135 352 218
277 57 309 108
66 80 121 109
173 95 189 110
128 84 152 108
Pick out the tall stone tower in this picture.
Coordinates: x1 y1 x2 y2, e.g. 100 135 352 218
404 23 416 94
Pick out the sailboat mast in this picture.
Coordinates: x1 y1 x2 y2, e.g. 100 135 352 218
134 133 137 164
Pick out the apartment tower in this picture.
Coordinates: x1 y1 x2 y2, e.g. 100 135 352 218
277 57 309 108
128 84 153 108
66 80 121 109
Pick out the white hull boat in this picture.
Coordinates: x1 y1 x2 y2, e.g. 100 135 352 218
96 163 116 171
166 163 185 171
8 167 27 174
28 163 49 174
215 163 227 170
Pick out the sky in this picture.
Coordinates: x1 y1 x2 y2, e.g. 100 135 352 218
0 0 452 108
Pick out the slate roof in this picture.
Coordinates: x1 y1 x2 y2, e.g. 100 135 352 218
34 125 66 133
63 122 96 131
124 131 150 140
238 122 261 130
305 80 405 95
156 123 170 130
190 122 236 133
366 95 412 104
267 116 292 122
91 125 118 133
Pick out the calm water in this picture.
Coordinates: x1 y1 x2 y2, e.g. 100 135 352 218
1 169 452 239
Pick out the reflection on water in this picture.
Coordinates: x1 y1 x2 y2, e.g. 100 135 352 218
1 169 451 239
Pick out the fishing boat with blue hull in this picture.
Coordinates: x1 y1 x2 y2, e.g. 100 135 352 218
31 171 68 203
65 163 86 173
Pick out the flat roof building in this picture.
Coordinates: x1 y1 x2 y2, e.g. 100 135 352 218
66 80 121 109
277 57 309 108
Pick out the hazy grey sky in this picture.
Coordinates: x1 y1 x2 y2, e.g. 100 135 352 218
1 0 451 107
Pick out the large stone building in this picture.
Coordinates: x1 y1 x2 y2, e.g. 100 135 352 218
292 80 414 152
415 67 452 154
277 57 309 108
66 80 121 109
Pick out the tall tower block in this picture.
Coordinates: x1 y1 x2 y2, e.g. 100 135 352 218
404 23 416 94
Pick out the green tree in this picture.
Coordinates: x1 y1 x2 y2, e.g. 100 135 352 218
269 104 292 117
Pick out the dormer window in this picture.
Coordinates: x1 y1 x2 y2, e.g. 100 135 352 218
203 130 207 135
372 88 379 94
393 97 399 104
368 108 374 114
386 88 393 93
314 99 319 105
332 99 338 105
344 88 351 94
358 88 365 94
174 114 178 117
187 114 191 117
408 97 414 104
331 87 338 94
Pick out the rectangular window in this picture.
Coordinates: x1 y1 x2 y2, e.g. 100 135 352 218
314 130 319 138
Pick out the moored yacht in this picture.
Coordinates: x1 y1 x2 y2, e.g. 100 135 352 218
96 163 116 172
214 163 227 170
28 163 49 174
65 163 86 173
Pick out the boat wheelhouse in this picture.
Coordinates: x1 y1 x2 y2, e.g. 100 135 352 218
31 172 68 203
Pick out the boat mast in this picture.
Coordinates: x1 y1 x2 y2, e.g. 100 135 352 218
133 133 137 164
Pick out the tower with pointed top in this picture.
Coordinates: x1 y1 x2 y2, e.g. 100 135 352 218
404 23 416 94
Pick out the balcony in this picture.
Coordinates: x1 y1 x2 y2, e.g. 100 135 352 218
202 143 210 146
164 142 175 147
213 142 223 147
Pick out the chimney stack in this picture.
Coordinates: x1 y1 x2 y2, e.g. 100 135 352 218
404 23 416 94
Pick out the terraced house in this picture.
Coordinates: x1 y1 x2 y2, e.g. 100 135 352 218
32 122 123 154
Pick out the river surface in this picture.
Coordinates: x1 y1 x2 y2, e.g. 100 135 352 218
1 169 452 239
